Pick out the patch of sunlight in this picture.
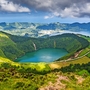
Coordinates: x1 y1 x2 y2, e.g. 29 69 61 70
0 57 12 63
0 57 20 66
25 63 47 71
37 63 46 70
0 33 9 38
49 63 60 69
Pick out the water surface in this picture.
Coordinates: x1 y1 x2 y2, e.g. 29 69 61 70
16 48 68 63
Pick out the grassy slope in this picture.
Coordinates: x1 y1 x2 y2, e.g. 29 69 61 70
0 32 16 46
80 35 90 42
50 35 90 69
0 56 90 90
78 35 90 58
0 57 50 73
0 32 90 90
49 56 90 69
0 57 90 90
0 32 15 58
0 32 24 60
0 57 20 66
1 69 90 90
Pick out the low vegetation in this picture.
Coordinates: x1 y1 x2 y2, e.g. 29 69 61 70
0 57 90 90
0 31 90 90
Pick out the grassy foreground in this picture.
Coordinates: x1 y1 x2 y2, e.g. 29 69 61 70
0 56 90 90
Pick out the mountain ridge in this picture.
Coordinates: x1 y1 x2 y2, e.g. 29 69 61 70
1 22 90 30
0 22 90 38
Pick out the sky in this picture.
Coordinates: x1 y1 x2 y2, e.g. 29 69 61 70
0 0 90 23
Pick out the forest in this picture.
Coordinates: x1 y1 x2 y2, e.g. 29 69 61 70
0 31 89 60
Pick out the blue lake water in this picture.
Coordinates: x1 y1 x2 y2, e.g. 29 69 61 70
16 48 68 63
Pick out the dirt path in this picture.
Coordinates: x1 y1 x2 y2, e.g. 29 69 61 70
56 50 90 63
39 75 69 90
75 75 85 84
39 74 85 90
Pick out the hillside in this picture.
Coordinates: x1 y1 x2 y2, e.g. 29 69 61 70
0 31 89 60
0 31 90 90
0 56 90 90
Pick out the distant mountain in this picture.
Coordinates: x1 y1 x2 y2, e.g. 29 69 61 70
36 22 90 31
0 22 90 37
0 22 38 30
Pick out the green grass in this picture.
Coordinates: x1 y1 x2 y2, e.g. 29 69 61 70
77 70 90 76
78 34 90 58
50 56 90 69
20 63 51 72
1 64 90 90
88 45 90 49
78 48 90 57
0 57 20 67
87 53 90 58
0 33 16 47
80 35 90 42
0 57 51 74
0 57 13 63
0 67 56 90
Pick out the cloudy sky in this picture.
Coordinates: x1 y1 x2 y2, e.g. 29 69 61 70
0 0 90 23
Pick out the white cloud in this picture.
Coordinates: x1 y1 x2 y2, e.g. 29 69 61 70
0 0 30 12
53 12 60 17
44 16 50 19
44 15 54 19
59 6 78 18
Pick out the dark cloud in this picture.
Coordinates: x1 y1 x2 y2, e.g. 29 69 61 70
1 0 90 18
77 13 90 18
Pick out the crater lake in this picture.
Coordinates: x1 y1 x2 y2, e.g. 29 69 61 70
16 48 68 63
